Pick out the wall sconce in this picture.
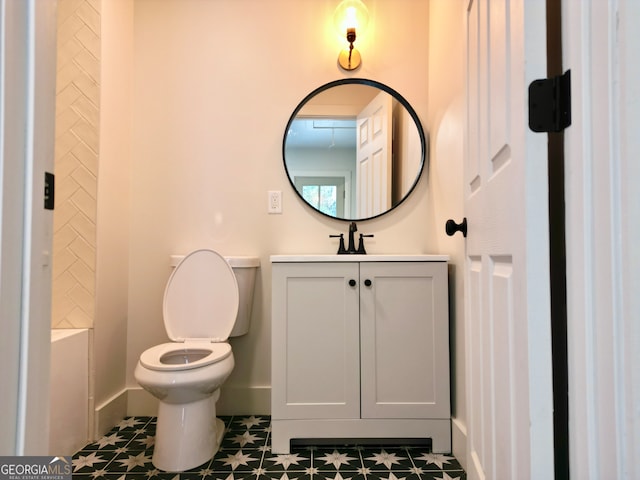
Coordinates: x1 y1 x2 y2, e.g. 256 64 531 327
333 0 369 71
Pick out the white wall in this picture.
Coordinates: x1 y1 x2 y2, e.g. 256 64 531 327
92 0 466 454
426 0 467 466
93 0 133 436
124 0 433 408
286 146 356 217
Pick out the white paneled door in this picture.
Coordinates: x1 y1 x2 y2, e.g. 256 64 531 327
356 91 392 218
464 0 554 479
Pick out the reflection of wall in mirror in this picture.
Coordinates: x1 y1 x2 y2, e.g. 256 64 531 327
392 102 422 205
285 146 357 217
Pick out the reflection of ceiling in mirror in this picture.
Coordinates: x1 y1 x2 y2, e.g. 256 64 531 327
298 84 382 117
288 85 382 151
286 118 356 149
306 84 379 108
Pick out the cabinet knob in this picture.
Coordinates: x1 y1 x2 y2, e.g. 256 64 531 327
348 279 357 287
364 279 372 287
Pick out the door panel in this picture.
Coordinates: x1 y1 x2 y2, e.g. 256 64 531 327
489 1 509 157
465 0 554 478
490 257 515 479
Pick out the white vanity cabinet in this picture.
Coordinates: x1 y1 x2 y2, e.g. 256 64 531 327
271 255 451 453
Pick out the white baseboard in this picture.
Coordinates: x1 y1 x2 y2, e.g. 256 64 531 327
94 389 128 439
451 416 467 471
126 385 271 418
126 387 158 416
217 385 271 415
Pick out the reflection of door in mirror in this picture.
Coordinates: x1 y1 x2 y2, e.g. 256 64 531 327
294 176 346 217
356 91 392 218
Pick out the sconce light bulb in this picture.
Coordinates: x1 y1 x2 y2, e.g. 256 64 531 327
333 0 369 39
333 0 368 71
345 6 358 30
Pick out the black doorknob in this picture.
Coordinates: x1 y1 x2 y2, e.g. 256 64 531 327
364 279 372 287
349 279 357 287
445 218 467 237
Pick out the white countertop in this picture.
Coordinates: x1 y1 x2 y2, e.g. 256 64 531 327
270 254 449 262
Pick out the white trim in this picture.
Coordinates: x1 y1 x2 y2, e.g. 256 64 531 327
16 0 36 452
0 0 23 454
0 0 55 455
291 168 353 218
563 0 640 478
217 385 271 416
126 385 271 419
94 389 128 439
451 416 467 471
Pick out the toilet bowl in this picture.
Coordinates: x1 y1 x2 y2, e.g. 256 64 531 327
134 249 259 472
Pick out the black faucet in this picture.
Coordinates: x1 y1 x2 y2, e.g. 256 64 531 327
329 234 347 254
357 234 375 254
347 222 358 253
330 222 374 254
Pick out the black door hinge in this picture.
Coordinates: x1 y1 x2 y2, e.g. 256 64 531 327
528 69 571 132
44 171 55 210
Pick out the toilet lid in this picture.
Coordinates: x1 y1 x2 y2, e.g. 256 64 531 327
163 249 239 342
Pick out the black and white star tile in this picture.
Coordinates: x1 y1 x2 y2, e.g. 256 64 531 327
72 416 466 480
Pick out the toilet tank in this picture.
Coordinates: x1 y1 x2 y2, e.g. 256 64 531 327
169 254 260 337
225 256 260 337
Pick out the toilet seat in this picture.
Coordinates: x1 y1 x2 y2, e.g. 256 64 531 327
140 341 232 371
139 249 239 372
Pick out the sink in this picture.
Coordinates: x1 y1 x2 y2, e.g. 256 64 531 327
270 254 449 262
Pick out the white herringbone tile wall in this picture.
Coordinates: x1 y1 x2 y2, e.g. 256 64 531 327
52 0 100 329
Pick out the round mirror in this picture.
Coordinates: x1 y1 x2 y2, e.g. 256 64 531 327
283 78 426 221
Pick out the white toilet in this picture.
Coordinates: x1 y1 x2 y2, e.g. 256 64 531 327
134 249 259 472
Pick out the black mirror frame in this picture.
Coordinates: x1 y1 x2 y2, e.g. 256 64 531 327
282 78 427 222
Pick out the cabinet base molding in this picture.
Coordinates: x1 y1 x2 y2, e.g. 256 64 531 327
271 418 451 454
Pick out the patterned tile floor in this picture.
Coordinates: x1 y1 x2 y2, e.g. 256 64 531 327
72 416 466 480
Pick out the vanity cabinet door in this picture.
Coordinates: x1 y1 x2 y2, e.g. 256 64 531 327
359 262 450 419
272 262 360 420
